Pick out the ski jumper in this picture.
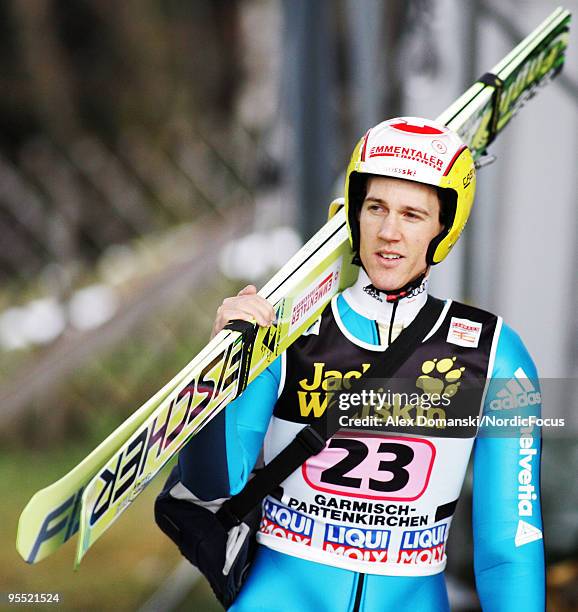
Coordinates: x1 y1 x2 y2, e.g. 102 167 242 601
177 270 545 611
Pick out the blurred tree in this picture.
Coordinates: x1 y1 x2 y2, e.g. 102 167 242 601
0 0 242 280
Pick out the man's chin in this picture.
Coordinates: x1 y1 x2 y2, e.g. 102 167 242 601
366 268 427 293
367 275 410 293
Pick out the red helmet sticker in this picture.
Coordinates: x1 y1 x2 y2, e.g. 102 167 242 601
442 145 468 176
390 119 445 135
360 130 370 162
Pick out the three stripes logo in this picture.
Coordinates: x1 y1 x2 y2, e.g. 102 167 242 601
489 367 541 411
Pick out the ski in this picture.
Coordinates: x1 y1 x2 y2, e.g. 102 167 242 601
16 6 570 566
17 205 356 564
439 7 570 152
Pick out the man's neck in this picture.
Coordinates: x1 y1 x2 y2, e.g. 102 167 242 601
342 269 429 326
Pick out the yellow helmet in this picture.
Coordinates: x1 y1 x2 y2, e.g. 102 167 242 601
345 117 476 265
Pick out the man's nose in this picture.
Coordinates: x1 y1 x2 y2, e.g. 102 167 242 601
377 214 402 241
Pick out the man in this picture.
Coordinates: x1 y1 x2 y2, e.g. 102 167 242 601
172 117 545 610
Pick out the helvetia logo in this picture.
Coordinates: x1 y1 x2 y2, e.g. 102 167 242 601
516 421 542 547
515 520 543 547
490 367 541 411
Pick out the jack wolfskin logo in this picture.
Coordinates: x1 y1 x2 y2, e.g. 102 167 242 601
298 362 371 417
416 357 465 399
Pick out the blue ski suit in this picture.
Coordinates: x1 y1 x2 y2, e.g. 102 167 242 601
178 273 545 611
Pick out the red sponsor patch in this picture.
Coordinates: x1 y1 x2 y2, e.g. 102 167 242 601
260 517 312 545
390 120 445 135
447 317 482 348
291 271 337 326
368 145 443 171
397 544 445 564
323 543 388 563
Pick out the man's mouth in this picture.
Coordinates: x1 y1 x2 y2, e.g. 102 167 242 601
377 252 403 261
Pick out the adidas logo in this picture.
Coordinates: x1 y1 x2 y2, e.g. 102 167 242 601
489 367 541 411
515 520 543 547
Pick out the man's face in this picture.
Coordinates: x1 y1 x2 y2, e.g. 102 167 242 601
358 175 443 291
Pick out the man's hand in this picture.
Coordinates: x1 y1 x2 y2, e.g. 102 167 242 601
211 285 276 339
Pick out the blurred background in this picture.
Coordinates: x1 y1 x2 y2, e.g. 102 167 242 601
0 0 576 610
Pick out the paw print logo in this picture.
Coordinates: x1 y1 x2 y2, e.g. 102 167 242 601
416 357 465 397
